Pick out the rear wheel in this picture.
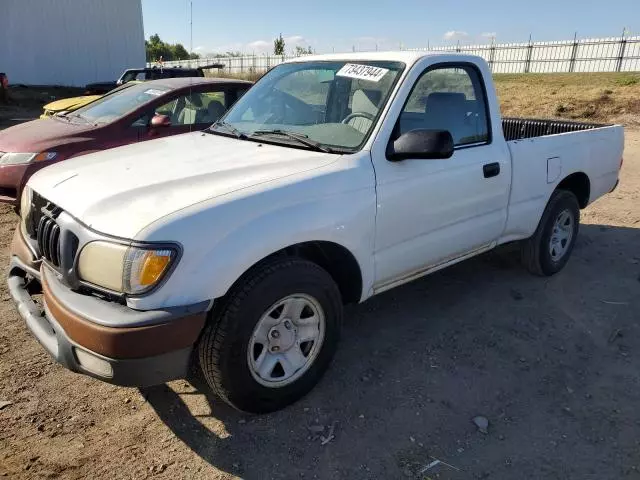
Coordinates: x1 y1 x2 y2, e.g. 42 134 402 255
198 258 342 413
521 190 580 276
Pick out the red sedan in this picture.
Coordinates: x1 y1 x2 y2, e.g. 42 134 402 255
0 77 252 206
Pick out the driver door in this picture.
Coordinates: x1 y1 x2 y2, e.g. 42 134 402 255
370 62 511 289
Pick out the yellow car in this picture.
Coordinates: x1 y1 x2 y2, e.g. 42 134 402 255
40 95 102 118
40 81 141 119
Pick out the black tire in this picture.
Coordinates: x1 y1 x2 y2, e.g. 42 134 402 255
197 257 343 413
521 189 580 276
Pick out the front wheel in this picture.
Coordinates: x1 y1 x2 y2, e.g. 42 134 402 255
521 189 580 276
198 258 343 413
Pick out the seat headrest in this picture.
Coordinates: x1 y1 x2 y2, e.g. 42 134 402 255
352 89 381 115
425 92 466 112
207 100 226 118
186 94 203 108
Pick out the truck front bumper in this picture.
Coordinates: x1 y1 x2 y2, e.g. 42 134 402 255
7 228 208 387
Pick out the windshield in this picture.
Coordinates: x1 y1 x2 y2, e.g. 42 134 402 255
71 83 171 124
216 60 405 152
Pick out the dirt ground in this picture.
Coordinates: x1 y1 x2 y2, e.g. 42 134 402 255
495 72 640 126
0 126 639 479
0 86 85 129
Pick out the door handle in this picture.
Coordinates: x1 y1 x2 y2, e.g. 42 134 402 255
483 162 500 178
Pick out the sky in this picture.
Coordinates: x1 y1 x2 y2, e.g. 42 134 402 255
141 0 639 55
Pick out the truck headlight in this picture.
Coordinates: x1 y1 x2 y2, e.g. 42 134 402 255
77 241 178 295
0 152 57 165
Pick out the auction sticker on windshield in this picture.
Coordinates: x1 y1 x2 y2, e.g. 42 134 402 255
336 64 389 82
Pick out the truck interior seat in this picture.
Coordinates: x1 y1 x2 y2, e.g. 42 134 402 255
423 92 481 144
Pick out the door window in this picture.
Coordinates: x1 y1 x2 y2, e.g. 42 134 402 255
398 65 489 146
130 113 150 127
155 91 228 125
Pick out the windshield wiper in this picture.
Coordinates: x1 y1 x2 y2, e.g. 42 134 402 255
208 121 247 139
251 129 334 153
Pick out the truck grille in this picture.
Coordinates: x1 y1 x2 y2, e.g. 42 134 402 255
36 215 62 267
25 191 69 269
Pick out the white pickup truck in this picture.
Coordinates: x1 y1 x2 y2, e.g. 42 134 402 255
9 52 623 413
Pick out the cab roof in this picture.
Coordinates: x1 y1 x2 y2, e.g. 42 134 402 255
283 50 473 67
140 77 253 90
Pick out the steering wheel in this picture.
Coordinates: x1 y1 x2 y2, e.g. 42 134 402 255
342 111 376 124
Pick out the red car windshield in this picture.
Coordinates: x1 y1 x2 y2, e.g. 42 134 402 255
71 83 171 124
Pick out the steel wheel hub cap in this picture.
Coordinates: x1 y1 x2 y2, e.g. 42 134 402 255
549 209 574 261
267 320 297 352
248 294 325 387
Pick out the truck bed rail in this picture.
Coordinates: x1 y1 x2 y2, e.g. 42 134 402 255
502 117 609 141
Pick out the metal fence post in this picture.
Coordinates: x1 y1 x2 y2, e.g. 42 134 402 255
524 34 533 73
616 29 628 72
489 40 496 71
569 32 579 72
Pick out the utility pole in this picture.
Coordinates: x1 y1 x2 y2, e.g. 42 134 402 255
190 0 193 55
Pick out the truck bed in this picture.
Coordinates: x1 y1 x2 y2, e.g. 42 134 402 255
502 118 623 245
502 117 609 141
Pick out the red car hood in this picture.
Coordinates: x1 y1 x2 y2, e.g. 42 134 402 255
0 118 98 153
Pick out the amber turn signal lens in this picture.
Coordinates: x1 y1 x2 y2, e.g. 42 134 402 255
139 252 172 286
34 152 58 162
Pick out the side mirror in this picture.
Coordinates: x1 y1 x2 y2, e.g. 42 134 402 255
387 129 454 161
151 113 171 128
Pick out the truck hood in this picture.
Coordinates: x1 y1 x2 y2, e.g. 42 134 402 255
0 118 97 153
28 132 338 238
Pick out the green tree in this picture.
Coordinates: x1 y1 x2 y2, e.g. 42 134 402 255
172 43 190 60
145 34 196 62
294 45 314 56
274 34 285 55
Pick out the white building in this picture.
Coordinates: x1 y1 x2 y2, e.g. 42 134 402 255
0 0 145 86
